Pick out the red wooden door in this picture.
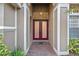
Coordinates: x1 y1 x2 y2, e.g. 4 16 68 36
33 20 48 40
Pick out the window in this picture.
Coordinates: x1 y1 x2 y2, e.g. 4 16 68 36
69 14 79 39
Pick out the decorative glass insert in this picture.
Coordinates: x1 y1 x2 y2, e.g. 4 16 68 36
34 21 39 38
42 21 47 38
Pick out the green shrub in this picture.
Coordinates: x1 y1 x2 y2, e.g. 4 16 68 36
0 34 11 56
0 34 24 56
11 49 24 56
69 39 79 55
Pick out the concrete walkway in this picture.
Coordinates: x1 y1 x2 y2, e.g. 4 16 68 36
27 42 56 56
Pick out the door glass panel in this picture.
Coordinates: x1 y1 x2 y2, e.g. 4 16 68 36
42 21 47 38
34 21 39 38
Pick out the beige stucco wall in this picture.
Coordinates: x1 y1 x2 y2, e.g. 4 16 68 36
4 30 15 50
0 30 3 34
47 4 58 51
30 17 33 43
3 4 15 51
27 8 32 49
17 7 24 50
48 4 53 48
0 4 4 34
60 7 67 51
0 4 4 26
4 4 15 27
29 5 33 43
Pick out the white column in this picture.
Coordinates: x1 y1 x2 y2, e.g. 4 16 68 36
23 3 31 55
23 3 27 54
57 4 60 55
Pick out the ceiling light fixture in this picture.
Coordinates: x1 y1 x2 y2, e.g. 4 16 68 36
40 12 43 15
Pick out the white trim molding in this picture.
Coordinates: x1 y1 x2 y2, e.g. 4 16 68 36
0 26 16 29
67 4 70 55
33 40 49 42
53 47 58 55
59 51 69 55
15 7 17 49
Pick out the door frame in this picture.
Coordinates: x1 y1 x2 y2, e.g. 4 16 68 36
33 19 48 40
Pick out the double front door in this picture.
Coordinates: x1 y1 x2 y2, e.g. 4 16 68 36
33 20 48 40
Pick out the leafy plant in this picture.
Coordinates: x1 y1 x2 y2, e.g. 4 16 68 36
0 34 11 56
69 39 79 55
66 8 79 14
11 49 24 56
0 34 24 56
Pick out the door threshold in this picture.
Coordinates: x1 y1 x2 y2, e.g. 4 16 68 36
32 40 49 42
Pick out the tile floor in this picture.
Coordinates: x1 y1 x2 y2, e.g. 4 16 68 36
27 42 56 56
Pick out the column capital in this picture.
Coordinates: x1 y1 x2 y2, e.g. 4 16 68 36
22 3 30 8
